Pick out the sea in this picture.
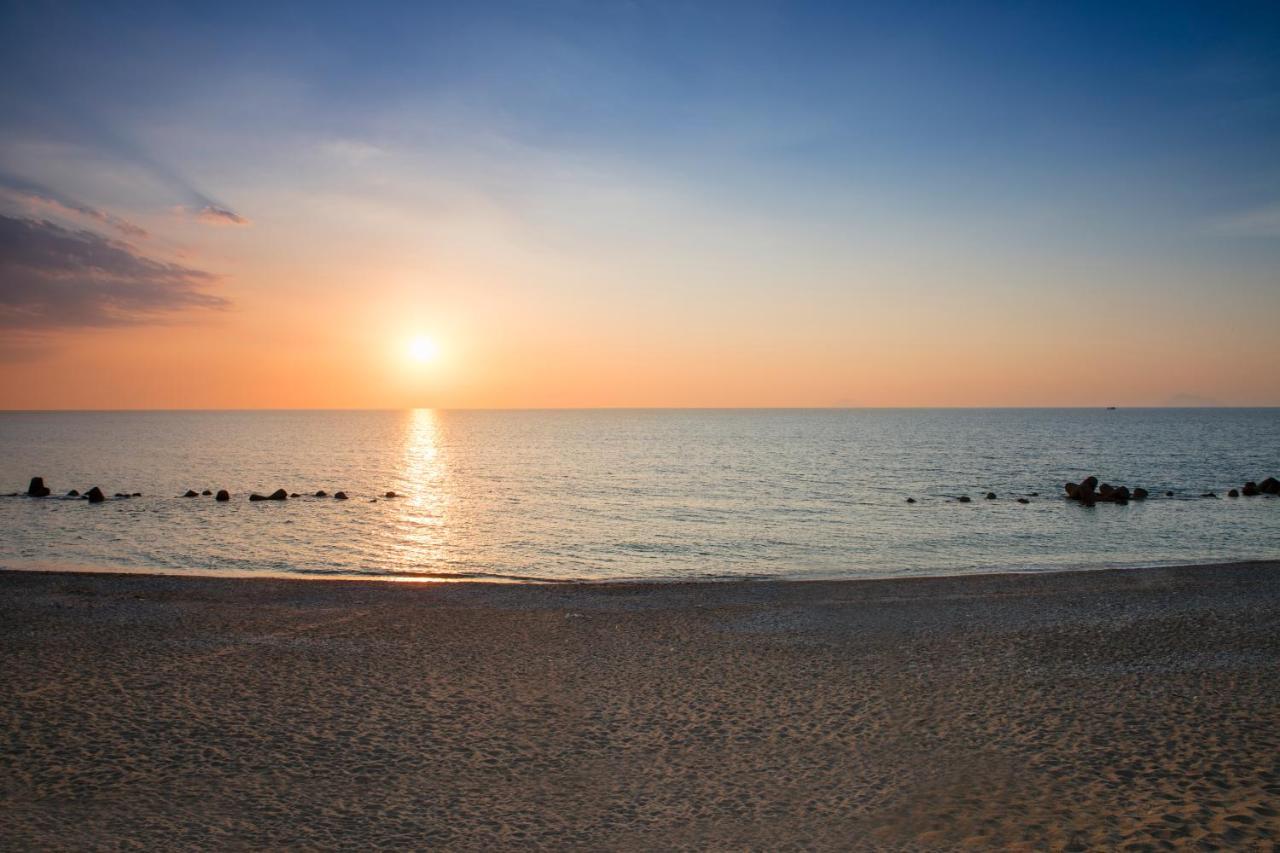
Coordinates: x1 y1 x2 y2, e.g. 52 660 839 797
1 409 1277 583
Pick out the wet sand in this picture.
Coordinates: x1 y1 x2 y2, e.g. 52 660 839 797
3 562 1279 850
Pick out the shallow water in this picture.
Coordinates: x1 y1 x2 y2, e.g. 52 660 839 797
1 409 1277 581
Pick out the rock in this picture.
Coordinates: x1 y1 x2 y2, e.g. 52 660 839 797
1201 492 1217 498
183 489 199 497
370 498 378 503
1111 486 1130 502
1065 482 1079 499
26 477 51 497
1017 497 1030 504
67 489 80 497
985 492 997 500
384 491 397 498
314 490 328 497
202 489 212 496
957 495 971 503
1028 492 1039 497
114 493 128 498
290 492 300 498
1228 489 1239 498
248 489 287 502
1242 482 1259 497
333 491 348 500
215 490 230 502
1165 491 1174 497
905 497 916 504
1133 488 1149 500
86 486 105 504
1260 477 1280 495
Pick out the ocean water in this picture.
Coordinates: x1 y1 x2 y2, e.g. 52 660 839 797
0 409 1277 582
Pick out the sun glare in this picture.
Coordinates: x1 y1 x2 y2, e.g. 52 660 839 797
407 335 439 364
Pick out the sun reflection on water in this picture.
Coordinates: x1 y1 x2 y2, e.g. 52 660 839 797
392 408 451 572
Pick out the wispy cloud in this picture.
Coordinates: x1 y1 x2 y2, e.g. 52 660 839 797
0 172 148 238
193 204 251 226
1210 203 1280 237
0 214 228 330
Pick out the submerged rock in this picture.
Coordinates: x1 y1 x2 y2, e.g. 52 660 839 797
1133 488 1149 500
86 486 105 504
290 492 300 498
202 489 212 496
1260 477 1280 495
1242 481 1259 497
333 491 348 500
384 491 397 498
985 492 997 500
249 489 288 502
215 489 230 502
183 490 199 497
67 489 80 497
314 490 328 497
27 477 51 497
905 497 916 504
1016 497 1030 504
957 495 972 503
1228 489 1240 498
1202 492 1218 498
1165 491 1174 497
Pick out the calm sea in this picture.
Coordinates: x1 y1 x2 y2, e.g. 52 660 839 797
1 409 1277 582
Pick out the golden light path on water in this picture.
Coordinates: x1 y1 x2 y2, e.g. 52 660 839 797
392 408 451 573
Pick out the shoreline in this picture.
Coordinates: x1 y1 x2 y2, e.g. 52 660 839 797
3 555 1278 588
4 560 1279 848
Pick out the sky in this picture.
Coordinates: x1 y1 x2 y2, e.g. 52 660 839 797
1 0 1278 408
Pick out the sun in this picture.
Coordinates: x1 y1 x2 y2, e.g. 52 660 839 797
407 335 440 364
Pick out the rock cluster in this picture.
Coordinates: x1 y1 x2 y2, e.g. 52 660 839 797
1064 476 1149 507
249 489 289 502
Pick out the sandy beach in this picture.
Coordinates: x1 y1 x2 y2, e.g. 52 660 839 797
3 563 1279 850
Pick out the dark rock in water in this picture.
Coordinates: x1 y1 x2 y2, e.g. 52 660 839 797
183 489 198 497
333 491 348 500
1111 486 1131 502
1242 481 1259 497
957 495 972 503
1133 488 1149 500
249 493 266 501
132 492 141 497
985 492 997 500
1165 491 1174 497
385 491 397 498
215 490 230 502
1081 476 1099 491
1016 497 1030 504
114 493 128 498
1202 492 1217 498
27 477 51 497
370 498 378 503
67 489 80 497
1228 489 1239 498
1028 492 1039 497
290 492 300 498
1260 477 1280 495
202 489 212 496
1064 482 1079 499
905 497 916 504
315 490 328 497
248 489 287 501
86 486 105 504
1098 483 1115 498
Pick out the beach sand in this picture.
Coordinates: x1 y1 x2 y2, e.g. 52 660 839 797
2 563 1279 850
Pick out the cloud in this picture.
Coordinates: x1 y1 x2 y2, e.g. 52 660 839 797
194 204 251 226
0 214 228 330
1211 204 1280 237
0 172 148 238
